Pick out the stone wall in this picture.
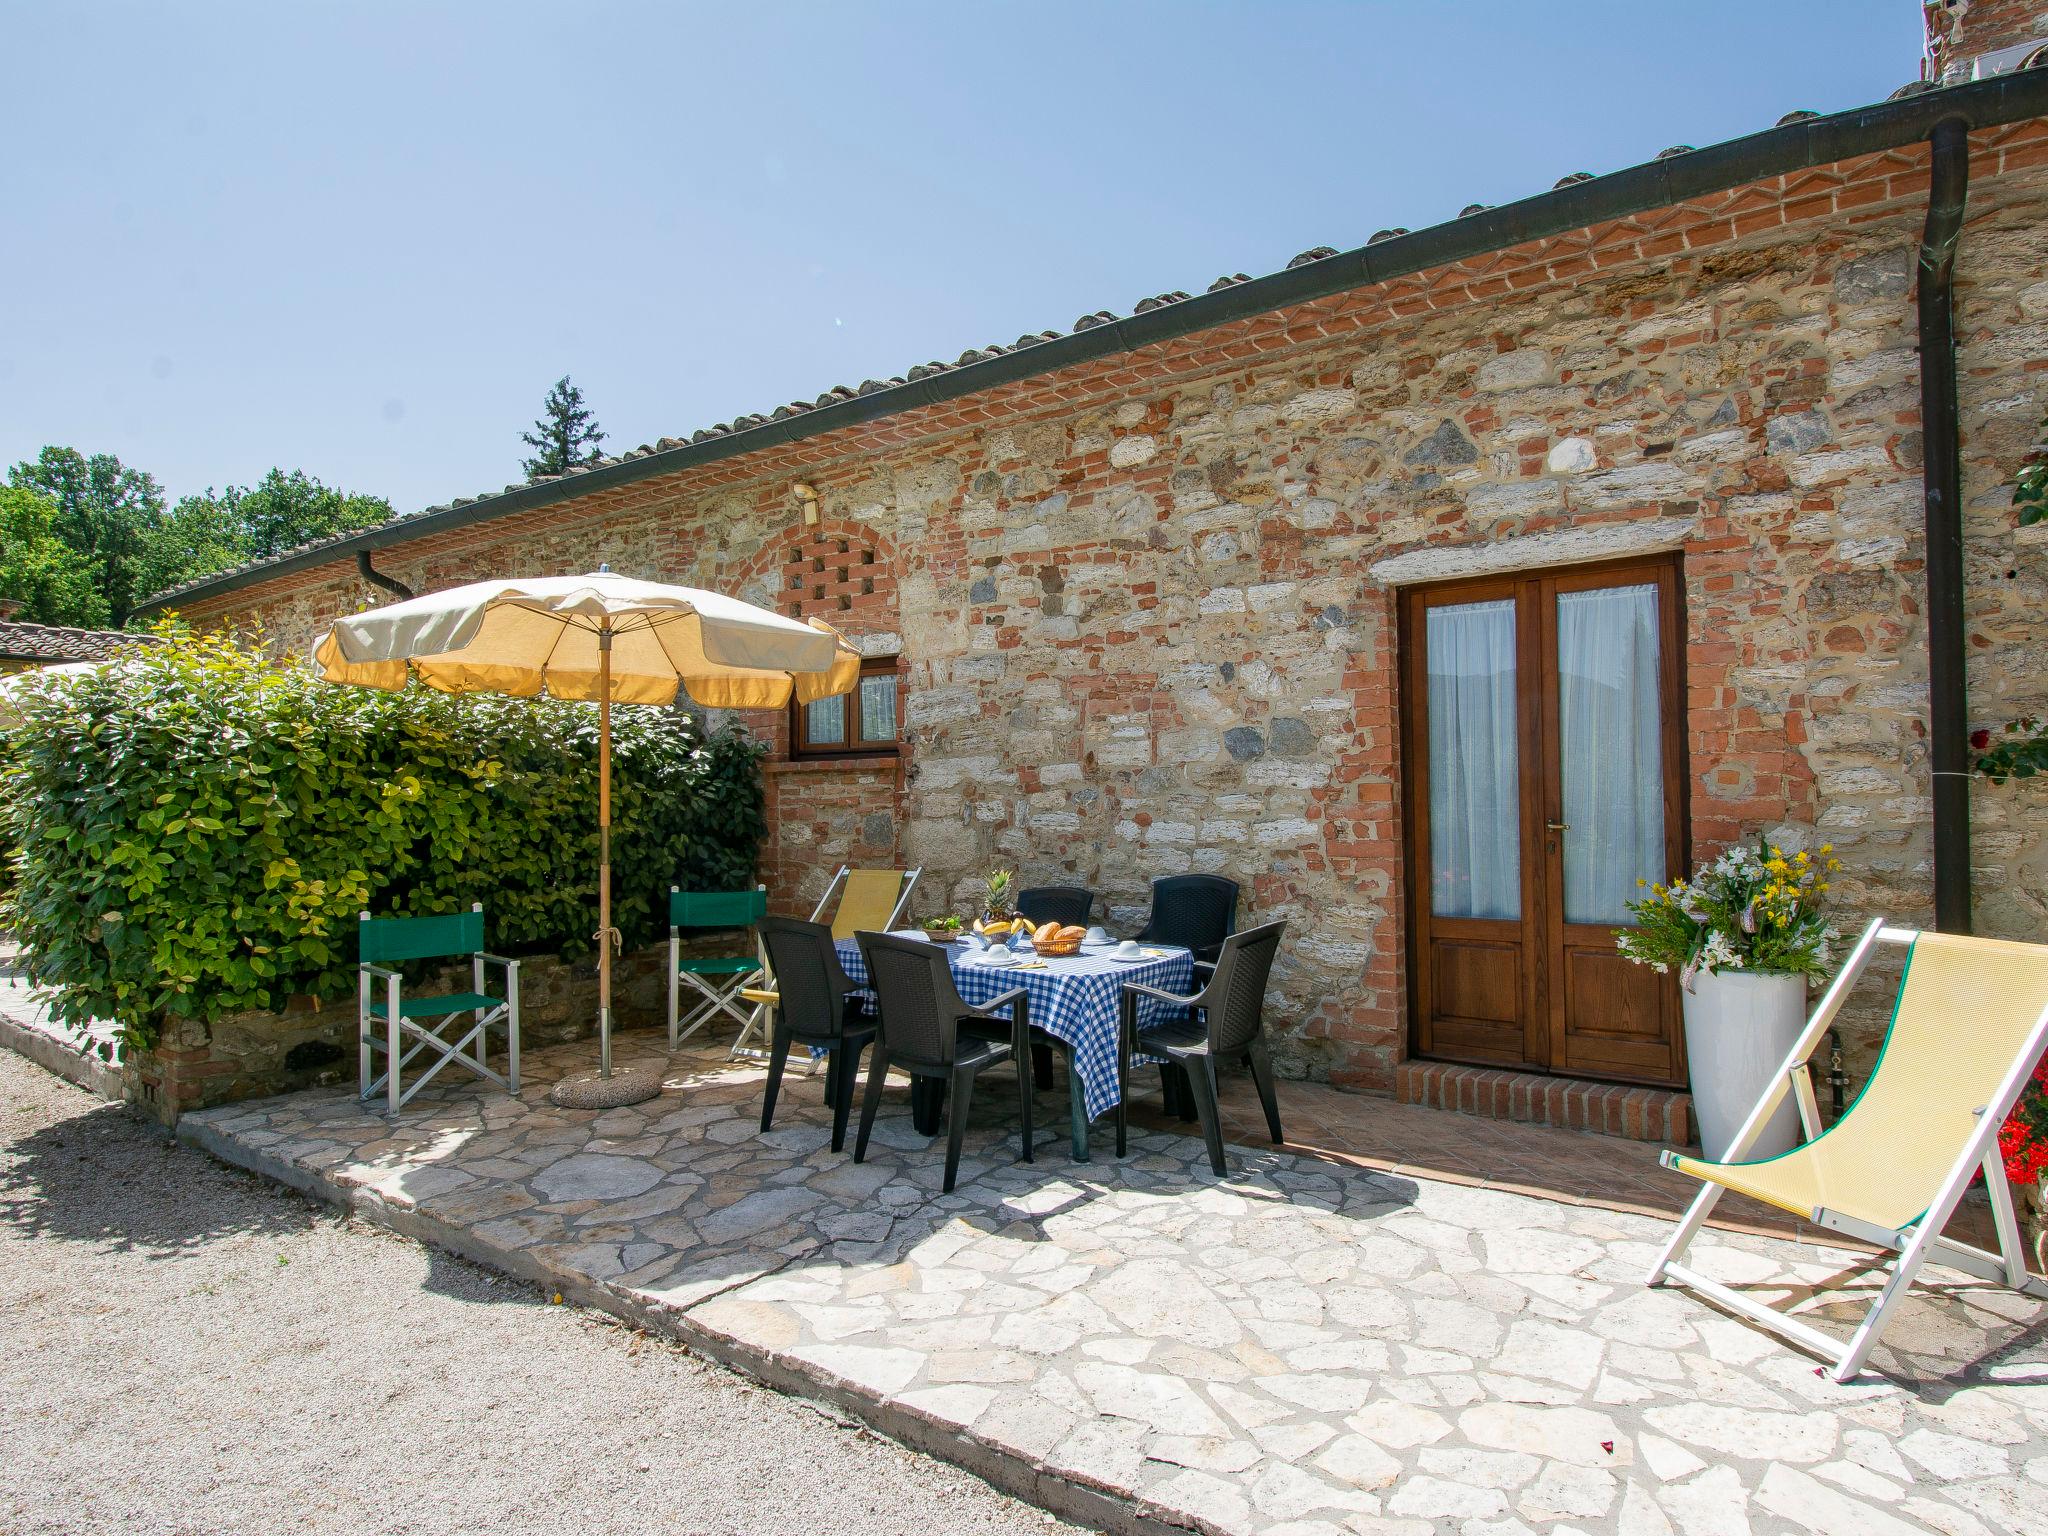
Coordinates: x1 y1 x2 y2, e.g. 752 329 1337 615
175 127 2048 1097
124 944 669 1124
762 758 904 920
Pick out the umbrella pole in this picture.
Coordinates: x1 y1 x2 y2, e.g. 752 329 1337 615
598 621 614 1078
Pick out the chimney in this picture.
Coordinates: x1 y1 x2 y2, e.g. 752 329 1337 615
1924 1 2048 81
0 598 23 621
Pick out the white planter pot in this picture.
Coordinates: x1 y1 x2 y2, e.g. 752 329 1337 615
1682 968 1808 1161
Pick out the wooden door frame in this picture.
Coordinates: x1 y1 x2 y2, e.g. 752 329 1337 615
1536 553 1691 1087
1398 571 1547 1072
1400 551 1691 1087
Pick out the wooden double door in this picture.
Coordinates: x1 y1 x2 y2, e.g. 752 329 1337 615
1400 555 1688 1089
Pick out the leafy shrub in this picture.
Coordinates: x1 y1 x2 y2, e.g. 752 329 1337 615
1 626 765 1048
1973 717 2048 784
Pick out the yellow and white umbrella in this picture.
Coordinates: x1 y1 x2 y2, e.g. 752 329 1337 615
312 569 859 1092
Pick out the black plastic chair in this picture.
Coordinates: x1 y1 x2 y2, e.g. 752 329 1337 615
1114 920 1287 1175
854 931 1033 1193
1134 875 1239 965
1016 886 1095 927
1132 875 1241 1121
757 916 875 1154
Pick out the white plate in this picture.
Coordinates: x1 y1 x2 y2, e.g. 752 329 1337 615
1110 950 1167 963
975 952 1020 967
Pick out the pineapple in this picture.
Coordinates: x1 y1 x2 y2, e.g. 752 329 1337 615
981 867 1016 926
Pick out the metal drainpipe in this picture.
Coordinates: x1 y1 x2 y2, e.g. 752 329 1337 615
355 550 415 601
1918 115 1971 935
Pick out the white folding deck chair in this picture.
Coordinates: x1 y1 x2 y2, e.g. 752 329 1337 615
1649 918 2048 1381
727 864 921 1061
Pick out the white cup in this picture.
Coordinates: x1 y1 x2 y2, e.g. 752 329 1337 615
1084 925 1111 946
1115 939 1142 959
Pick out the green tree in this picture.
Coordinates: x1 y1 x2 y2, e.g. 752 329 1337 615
134 469 395 604
520 375 606 478
134 494 249 603
7 447 166 624
0 485 109 627
228 467 394 559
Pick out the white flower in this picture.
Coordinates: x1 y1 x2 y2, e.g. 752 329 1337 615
1701 930 1742 972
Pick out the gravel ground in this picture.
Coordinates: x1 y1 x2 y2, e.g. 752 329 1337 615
0 1052 1079 1536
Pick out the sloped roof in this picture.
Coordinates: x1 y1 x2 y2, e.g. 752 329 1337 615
135 69 2048 617
0 622 161 664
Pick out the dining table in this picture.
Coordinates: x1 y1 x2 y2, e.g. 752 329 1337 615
834 932 1196 1160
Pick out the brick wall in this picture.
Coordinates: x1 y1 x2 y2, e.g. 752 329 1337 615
179 125 2048 1096
1929 0 2048 80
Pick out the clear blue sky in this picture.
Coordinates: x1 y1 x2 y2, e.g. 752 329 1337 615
2 1 1918 515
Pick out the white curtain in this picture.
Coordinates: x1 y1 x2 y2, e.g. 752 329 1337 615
1427 600 1520 920
1558 584 1665 926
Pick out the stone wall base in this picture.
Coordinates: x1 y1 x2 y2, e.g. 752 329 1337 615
125 943 679 1126
1395 1059 1694 1146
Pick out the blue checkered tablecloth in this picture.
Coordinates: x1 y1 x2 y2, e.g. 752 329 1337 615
835 935 1194 1120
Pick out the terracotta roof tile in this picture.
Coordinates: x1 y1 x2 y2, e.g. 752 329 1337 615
0 622 161 664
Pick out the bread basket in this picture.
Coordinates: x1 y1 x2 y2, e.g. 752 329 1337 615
1030 926 1086 957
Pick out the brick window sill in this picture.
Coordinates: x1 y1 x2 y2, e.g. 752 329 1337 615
765 755 901 778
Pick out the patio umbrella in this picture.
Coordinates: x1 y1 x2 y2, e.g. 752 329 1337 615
311 569 859 1098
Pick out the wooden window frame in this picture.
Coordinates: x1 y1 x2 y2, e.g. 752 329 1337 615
790 655 902 760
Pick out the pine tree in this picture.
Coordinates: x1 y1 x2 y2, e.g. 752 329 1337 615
520 376 606 479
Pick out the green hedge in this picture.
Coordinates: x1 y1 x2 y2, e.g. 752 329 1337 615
1 626 766 1048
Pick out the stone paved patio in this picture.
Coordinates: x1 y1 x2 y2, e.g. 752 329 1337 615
181 1031 2048 1536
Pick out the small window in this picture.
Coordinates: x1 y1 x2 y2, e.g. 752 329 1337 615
793 656 900 757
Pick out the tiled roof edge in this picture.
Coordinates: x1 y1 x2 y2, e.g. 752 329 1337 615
136 71 2048 616
0 622 164 661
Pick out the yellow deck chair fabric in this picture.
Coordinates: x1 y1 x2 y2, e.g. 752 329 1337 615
829 868 908 940
1670 933 2048 1230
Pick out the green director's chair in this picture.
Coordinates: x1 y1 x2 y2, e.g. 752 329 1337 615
668 885 769 1048
358 903 521 1115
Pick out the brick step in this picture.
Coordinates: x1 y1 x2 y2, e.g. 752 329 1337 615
1396 1059 1693 1147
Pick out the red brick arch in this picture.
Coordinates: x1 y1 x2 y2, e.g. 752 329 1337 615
724 515 900 642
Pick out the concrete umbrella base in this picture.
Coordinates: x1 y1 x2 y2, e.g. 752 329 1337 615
549 1065 663 1109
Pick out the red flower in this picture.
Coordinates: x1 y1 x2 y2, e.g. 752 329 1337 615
1999 1045 2048 1186
1970 728 1991 750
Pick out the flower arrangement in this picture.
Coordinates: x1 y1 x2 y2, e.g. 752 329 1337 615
1615 840 1840 991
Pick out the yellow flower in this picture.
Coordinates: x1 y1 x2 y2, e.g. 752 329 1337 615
1819 843 1832 854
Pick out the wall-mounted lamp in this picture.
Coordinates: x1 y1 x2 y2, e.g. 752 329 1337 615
791 481 820 526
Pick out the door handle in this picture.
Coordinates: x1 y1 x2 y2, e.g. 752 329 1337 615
1545 821 1570 832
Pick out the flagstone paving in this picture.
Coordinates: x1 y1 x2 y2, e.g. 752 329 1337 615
182 1032 2048 1536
